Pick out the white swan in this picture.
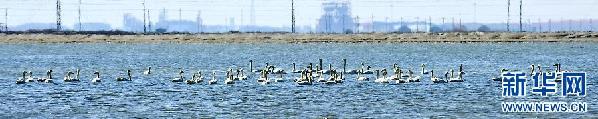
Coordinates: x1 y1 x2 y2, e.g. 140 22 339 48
316 71 326 82
172 70 185 82
194 71 204 83
291 63 302 73
431 70 447 83
208 71 218 84
25 71 37 82
186 73 197 84
273 72 285 82
325 70 337 84
256 69 269 85
225 70 235 84
407 70 421 82
69 69 81 82
42 70 53 83
421 64 429 75
360 63 374 74
92 71 101 83
16 71 27 84
144 67 151 75
448 69 464 82
116 70 132 81
234 68 248 80
296 70 313 85
64 71 79 82
342 59 358 74
374 69 389 83
356 70 369 81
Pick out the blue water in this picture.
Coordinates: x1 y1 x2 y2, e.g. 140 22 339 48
0 42 596 118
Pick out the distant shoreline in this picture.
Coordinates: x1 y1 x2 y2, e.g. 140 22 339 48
1 32 597 43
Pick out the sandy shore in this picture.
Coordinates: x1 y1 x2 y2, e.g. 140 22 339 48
1 32 597 43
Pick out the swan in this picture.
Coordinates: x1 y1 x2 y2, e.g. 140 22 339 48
92 71 101 83
458 64 465 75
194 71 204 83
208 71 218 84
335 72 344 83
172 70 185 82
67 69 81 82
407 70 421 82
256 70 269 85
225 70 235 84
356 70 369 81
296 70 313 85
320 64 332 74
291 63 302 73
389 68 408 83
431 70 447 83
421 64 429 75
342 59 358 74
16 71 27 84
325 70 337 84
186 73 197 84
491 69 509 81
359 63 374 74
374 69 389 83
144 67 151 75
42 70 53 83
448 69 464 82
64 71 79 82
273 72 285 82
25 71 37 82
116 70 132 81
234 68 248 80
316 71 326 82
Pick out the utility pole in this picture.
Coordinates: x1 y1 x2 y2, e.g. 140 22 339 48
519 0 523 32
507 0 511 32
78 0 82 31
56 0 62 31
142 0 146 33
291 0 295 33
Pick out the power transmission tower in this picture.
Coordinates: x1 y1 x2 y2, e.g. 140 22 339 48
4 8 7 31
291 0 295 33
548 19 552 32
142 0 146 33
78 0 82 31
197 10 202 33
507 0 511 32
250 0 256 26
56 0 62 31
519 0 523 32
148 9 152 32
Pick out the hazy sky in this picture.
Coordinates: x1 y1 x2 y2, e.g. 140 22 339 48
0 0 596 29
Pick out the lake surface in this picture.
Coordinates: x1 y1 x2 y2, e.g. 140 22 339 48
0 42 596 118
